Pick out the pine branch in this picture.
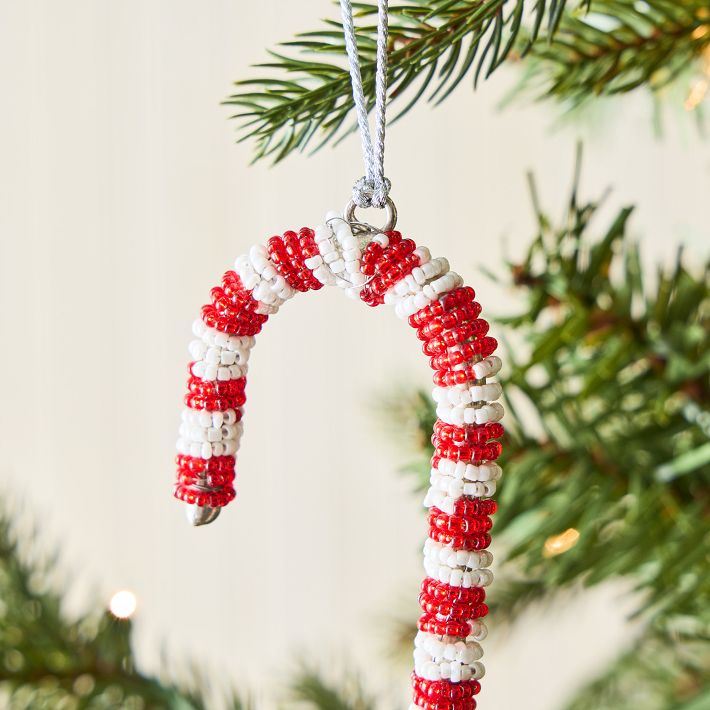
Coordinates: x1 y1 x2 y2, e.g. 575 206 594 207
225 1 582 163
518 0 710 105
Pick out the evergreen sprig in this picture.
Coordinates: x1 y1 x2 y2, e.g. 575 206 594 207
226 1 710 163
225 0 581 163
519 0 710 105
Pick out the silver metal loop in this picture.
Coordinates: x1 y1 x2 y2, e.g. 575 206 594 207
343 196 397 234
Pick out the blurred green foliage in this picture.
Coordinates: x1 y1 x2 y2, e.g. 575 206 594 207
289 669 375 710
518 1 710 108
385 155 710 708
0 511 249 710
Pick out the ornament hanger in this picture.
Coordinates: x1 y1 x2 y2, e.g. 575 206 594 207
339 0 397 233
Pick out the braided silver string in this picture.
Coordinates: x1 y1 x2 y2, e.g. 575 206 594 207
339 0 390 209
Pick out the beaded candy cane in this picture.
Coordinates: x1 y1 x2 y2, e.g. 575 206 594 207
174 207 503 709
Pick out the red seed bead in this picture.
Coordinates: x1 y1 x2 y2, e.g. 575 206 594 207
220 270 251 300
419 588 486 621
432 445 491 466
421 578 486 606
417 613 473 639
429 337 498 371
176 468 235 488
219 273 264 312
433 366 482 387
434 440 502 463
183 387 247 417
451 498 498 517
287 230 324 291
416 303 483 341
361 251 420 306
422 320 490 355
359 232 420 306
267 235 307 292
199 271 271 336
428 528 492 550
297 227 320 260
412 688 477 710
175 455 237 491
187 375 246 396
433 421 504 446
412 683 479 709
412 675 481 701
429 508 494 535
185 390 246 411
201 304 264 336
268 230 324 292
361 241 384 276
173 482 236 508
409 287 476 328
175 454 236 474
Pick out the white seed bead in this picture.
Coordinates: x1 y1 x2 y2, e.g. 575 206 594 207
432 386 474 405
188 340 207 360
249 245 269 273
436 401 504 426
424 480 497 509
414 633 486 682
314 224 331 243
433 460 502 483
313 264 336 285
470 382 502 402
470 620 488 641
220 350 236 366
414 246 431 264
423 539 493 570
472 355 502 379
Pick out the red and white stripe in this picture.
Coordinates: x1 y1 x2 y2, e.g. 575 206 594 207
175 214 503 709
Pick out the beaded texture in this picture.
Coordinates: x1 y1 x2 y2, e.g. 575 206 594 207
174 212 503 709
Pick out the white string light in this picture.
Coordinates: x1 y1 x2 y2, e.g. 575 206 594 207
109 590 137 619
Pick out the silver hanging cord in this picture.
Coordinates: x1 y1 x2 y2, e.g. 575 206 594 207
340 0 390 210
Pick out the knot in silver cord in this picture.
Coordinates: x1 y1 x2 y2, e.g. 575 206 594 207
352 176 391 209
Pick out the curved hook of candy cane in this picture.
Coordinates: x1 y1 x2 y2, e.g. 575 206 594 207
174 211 503 709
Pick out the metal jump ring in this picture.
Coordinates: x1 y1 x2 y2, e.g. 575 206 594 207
343 196 397 234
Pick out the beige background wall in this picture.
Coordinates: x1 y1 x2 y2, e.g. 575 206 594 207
0 1 708 708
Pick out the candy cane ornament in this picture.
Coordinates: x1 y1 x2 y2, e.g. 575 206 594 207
174 206 503 709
